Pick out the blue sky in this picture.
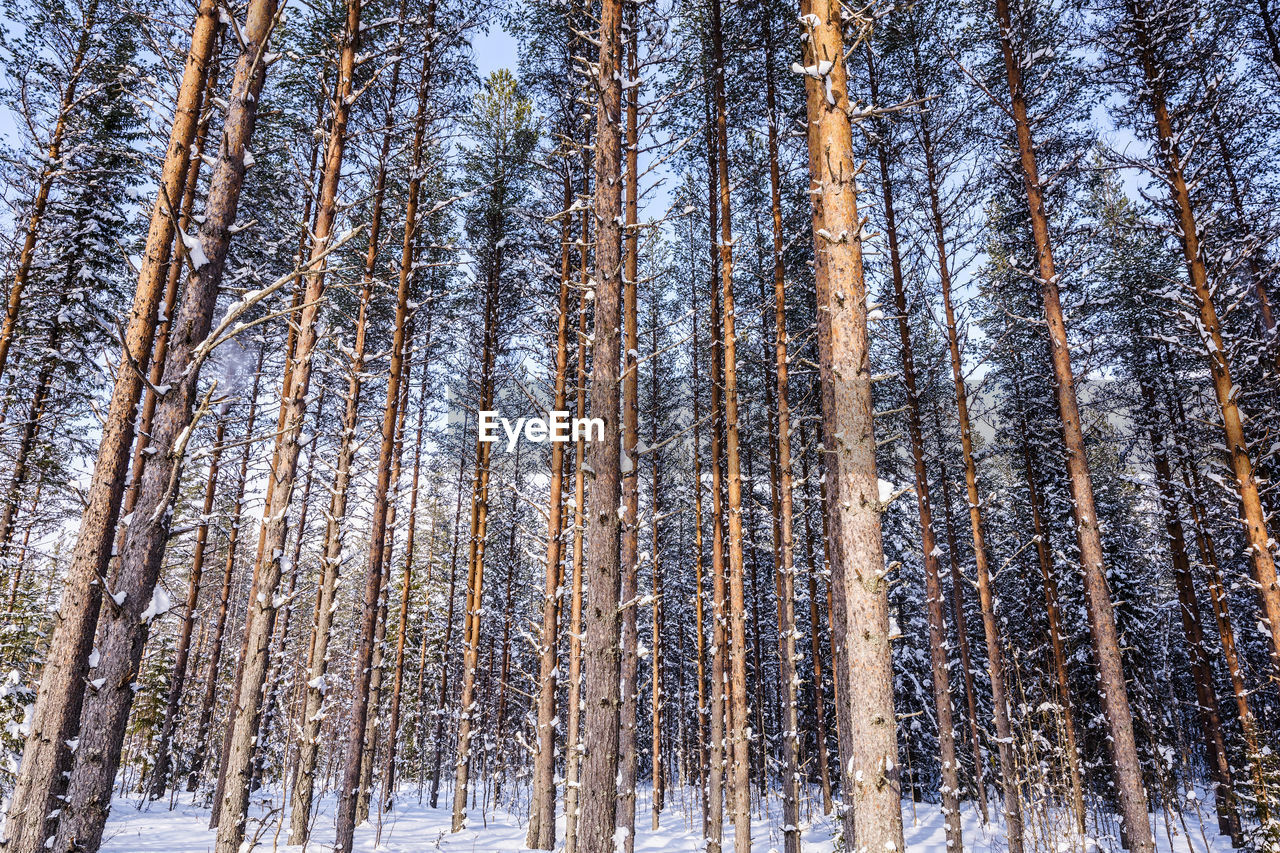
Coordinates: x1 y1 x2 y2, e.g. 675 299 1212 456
473 23 519 79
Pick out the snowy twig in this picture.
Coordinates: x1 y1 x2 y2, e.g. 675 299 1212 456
187 225 364 376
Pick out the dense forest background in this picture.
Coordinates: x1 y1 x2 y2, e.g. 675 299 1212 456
0 0 1277 849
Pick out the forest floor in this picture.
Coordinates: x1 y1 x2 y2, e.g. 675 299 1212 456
95 787 1234 853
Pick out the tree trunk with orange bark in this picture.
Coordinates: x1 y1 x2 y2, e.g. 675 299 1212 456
686 236 711 827
336 22 429 843
47 0 284 841
449 271 500 832
703 98 729 853
707 1 750 846
286 31 408 819
526 164 574 851
123 32 223 519
2 2 222 846
287 180 382 844
213 0 359 845
797 4 904 849
994 0 1153 845
763 17 801 850
1124 0 1280 674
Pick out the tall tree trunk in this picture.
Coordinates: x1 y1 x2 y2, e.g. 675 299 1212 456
449 272 500 831
287 192 380 844
864 44 963 851
617 8 642 847
383 315 436 811
149 416 226 799
562 225 590 853
1171 389 1270 821
929 406 990 823
344 20 422 827
213 0 358 845
704 96 728 853
931 116 1025 853
707 0 750 846
356 565 390 825
262 381 321 797
797 5 904 850
252 427 317 795
909 52 994 823
411 509 437 798
3 2 221 846
49 0 282 839
688 236 711 828
917 38 1029 838
1127 0 1280 674
489 476 520 805
335 54 426 847
188 350 265 791
994 0 1153 845
649 284 664 830
526 164 574 850
429 412 471 808
575 0 624 843
358 351 414 825
798 429 833 814
124 35 224 518
207 43 330 841
744 453 769 792
764 17 801 849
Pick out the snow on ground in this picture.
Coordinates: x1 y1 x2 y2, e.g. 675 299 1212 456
97 787 1235 853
